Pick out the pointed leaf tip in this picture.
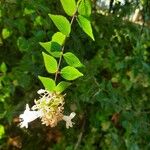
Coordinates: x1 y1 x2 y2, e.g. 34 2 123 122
77 15 95 41
48 14 71 36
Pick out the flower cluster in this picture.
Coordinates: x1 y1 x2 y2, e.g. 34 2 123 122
19 89 75 129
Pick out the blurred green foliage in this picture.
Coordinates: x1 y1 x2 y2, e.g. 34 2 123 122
0 0 150 149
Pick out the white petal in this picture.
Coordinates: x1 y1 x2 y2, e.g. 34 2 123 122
70 112 76 119
63 112 76 129
25 104 30 111
37 89 46 94
19 104 41 128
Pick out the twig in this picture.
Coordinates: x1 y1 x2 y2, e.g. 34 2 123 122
54 13 76 82
54 1 81 82
74 117 86 150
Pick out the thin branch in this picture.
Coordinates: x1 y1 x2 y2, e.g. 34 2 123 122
54 0 82 82
74 117 86 150
54 45 65 82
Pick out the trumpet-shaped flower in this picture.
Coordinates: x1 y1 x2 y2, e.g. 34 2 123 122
19 90 76 129
19 104 41 128
63 112 76 128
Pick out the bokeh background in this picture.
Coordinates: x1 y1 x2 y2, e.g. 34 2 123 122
0 0 150 149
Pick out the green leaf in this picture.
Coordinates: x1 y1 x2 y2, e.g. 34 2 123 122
34 16 43 26
55 81 71 93
17 37 29 52
23 8 35 16
78 0 91 17
38 76 56 91
0 125 5 139
42 52 58 73
60 66 83 80
52 32 66 45
2 28 11 39
40 41 61 58
0 62 7 73
39 41 51 52
48 14 71 36
63 52 84 68
77 15 94 40
60 0 76 16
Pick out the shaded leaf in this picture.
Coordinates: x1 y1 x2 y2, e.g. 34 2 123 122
39 41 51 52
17 37 29 52
39 41 61 58
60 66 83 80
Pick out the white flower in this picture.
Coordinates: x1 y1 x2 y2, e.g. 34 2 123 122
19 104 41 128
37 89 46 94
63 112 76 129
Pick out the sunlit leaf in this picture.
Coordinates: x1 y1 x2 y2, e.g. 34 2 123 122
60 66 83 80
52 32 66 45
2 28 11 39
60 0 76 16
63 52 84 67
78 0 91 17
48 14 71 36
77 15 94 40
0 125 5 139
42 52 58 73
55 81 71 93
38 76 56 91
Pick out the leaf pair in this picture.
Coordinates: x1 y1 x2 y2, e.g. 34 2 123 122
60 0 91 17
77 0 95 41
49 0 94 40
42 52 83 80
39 76 71 93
